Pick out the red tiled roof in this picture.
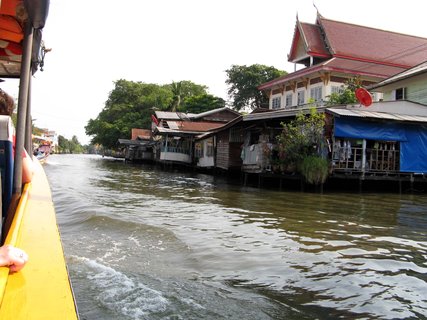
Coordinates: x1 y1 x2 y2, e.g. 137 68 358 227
323 58 406 78
300 22 330 58
178 121 224 132
319 17 427 67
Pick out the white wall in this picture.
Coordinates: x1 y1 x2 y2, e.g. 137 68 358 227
160 152 191 163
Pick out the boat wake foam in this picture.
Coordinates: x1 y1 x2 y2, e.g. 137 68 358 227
69 255 169 319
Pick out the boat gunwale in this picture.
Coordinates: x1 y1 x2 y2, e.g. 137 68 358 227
0 182 30 305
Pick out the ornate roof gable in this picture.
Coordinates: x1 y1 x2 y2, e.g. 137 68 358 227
288 15 331 64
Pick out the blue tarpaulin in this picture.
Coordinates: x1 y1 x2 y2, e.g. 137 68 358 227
334 117 407 141
334 117 427 173
400 126 427 173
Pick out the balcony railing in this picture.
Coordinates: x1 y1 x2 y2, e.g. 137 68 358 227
332 146 399 172
161 146 190 155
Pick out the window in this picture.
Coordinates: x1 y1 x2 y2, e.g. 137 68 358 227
331 86 344 94
285 94 292 108
395 88 406 100
194 142 203 158
206 140 214 157
297 91 305 106
272 96 281 109
310 86 322 102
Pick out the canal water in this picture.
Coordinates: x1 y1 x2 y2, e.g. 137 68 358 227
44 154 427 320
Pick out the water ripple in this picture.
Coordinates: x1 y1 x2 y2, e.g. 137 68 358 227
45 155 427 319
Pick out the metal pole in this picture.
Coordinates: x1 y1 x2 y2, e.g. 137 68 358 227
13 22 34 194
361 139 366 174
25 77 33 157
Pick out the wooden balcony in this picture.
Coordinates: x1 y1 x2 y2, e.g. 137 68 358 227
332 145 399 173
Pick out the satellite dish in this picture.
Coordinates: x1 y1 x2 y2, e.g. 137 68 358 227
355 88 373 107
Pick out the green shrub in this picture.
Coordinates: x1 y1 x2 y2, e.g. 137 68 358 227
301 156 329 185
276 107 325 171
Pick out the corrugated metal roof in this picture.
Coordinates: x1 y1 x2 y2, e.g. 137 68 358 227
326 108 427 123
195 116 244 141
243 101 427 122
155 121 225 136
155 111 198 120
189 107 240 119
155 127 208 136
167 121 180 130
118 139 154 146
243 106 328 121
155 111 181 120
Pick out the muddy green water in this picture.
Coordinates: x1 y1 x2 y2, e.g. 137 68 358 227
44 154 427 319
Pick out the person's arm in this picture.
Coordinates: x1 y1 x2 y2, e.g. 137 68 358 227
0 245 28 272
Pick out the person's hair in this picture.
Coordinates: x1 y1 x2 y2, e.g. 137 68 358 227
0 88 14 116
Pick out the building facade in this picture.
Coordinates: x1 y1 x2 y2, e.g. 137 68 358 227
258 13 427 111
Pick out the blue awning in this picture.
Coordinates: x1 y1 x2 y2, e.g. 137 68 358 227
334 117 427 173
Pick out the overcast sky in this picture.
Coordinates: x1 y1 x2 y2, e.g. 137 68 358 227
2 0 427 145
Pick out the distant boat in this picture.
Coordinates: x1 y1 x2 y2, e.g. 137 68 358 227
33 139 52 164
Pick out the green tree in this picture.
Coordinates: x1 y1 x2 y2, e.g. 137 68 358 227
170 81 182 112
168 80 208 111
225 64 286 111
326 78 361 106
85 79 172 149
32 125 44 137
180 94 225 114
57 135 84 153
58 135 70 153
69 135 83 153
177 80 207 97
86 79 226 149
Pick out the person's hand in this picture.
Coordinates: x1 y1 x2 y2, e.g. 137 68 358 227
0 245 29 273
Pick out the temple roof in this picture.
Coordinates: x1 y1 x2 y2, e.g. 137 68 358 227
318 16 427 67
262 14 427 91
